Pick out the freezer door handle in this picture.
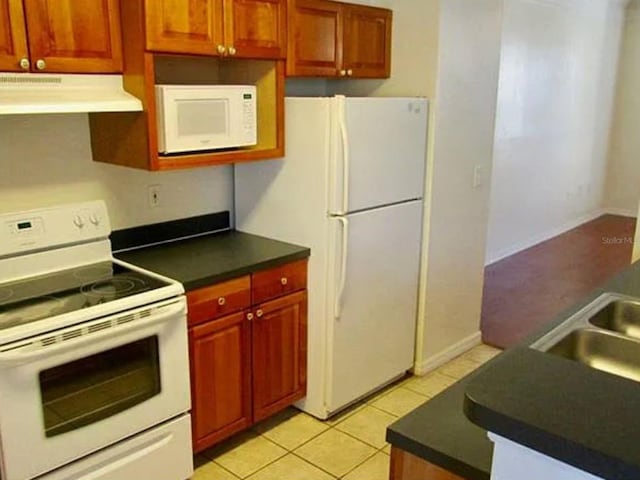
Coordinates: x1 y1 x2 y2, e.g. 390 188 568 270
334 217 349 319
338 97 350 215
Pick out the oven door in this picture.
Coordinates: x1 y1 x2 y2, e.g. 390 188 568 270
0 297 190 480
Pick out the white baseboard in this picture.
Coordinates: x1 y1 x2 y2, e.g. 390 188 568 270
485 209 607 266
486 208 638 266
602 207 637 218
412 331 482 376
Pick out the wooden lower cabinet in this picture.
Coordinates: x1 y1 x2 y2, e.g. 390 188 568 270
188 261 308 453
252 290 307 422
189 311 252 452
390 447 467 480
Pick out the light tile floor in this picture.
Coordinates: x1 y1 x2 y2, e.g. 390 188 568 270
193 343 501 480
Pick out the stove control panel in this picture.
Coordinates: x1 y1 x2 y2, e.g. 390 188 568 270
0 201 111 258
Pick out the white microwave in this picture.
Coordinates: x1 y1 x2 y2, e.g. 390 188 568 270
155 84 257 154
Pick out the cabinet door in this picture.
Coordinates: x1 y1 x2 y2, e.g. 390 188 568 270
0 0 28 72
225 0 286 59
145 0 224 56
190 311 253 452
286 0 342 77
252 290 307 422
342 4 391 78
22 0 123 73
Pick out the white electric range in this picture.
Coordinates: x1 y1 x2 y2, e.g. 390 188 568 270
0 201 193 480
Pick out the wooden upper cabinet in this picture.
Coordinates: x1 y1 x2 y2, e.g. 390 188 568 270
286 0 341 77
22 0 123 73
342 4 391 78
287 0 391 78
145 0 285 59
145 0 224 56
0 0 28 72
225 0 287 59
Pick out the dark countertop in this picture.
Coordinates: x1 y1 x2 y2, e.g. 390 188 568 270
388 261 640 480
386 376 493 479
115 230 310 291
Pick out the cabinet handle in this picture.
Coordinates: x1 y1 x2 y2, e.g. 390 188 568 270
35 59 46 71
228 46 237 56
217 297 226 306
217 44 227 55
247 312 254 321
280 277 288 286
339 69 347 77
19 57 30 70
347 69 353 76
256 309 264 318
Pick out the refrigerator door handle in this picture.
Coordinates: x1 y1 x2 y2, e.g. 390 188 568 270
338 97 350 215
334 216 349 319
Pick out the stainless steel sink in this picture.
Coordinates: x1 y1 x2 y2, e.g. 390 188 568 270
546 328 640 382
531 293 640 383
589 299 640 339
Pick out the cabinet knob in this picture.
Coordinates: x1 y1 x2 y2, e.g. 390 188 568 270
217 297 226 306
228 46 237 56
217 44 227 55
35 59 46 70
19 57 30 70
339 69 347 77
347 69 353 76
256 309 264 318
280 277 288 286
247 312 254 321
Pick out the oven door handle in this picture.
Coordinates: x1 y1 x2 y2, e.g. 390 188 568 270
0 299 185 367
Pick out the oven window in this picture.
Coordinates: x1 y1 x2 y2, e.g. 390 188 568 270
39 337 161 437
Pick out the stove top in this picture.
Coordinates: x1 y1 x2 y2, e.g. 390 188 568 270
0 262 171 331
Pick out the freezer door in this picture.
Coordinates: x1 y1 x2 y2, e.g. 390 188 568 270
329 96 428 215
327 201 422 413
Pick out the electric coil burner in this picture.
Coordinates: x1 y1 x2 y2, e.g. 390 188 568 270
0 201 193 480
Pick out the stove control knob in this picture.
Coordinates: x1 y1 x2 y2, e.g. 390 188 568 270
89 213 100 226
73 215 85 228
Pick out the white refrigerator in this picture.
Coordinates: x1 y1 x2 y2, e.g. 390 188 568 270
235 95 428 419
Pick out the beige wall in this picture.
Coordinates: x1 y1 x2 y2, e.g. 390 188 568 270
418 0 502 369
487 0 627 264
605 2 640 216
0 114 233 230
332 0 503 371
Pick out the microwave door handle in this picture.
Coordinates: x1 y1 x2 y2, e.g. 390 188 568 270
0 300 185 367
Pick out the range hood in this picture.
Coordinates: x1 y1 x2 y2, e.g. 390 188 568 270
0 73 143 115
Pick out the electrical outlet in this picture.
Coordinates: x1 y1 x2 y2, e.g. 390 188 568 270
148 184 161 208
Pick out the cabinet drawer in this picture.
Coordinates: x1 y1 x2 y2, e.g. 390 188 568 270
252 260 308 304
187 276 251 327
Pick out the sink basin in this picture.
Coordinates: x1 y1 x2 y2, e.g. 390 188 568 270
588 299 640 339
531 293 640 383
547 328 640 382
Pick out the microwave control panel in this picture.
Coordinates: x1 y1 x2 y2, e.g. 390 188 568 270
242 91 257 145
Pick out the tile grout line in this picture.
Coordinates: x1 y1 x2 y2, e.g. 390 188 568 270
332 425 393 451
209 435 287 479
211 460 242 479
288 450 340 479
336 446 380 479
